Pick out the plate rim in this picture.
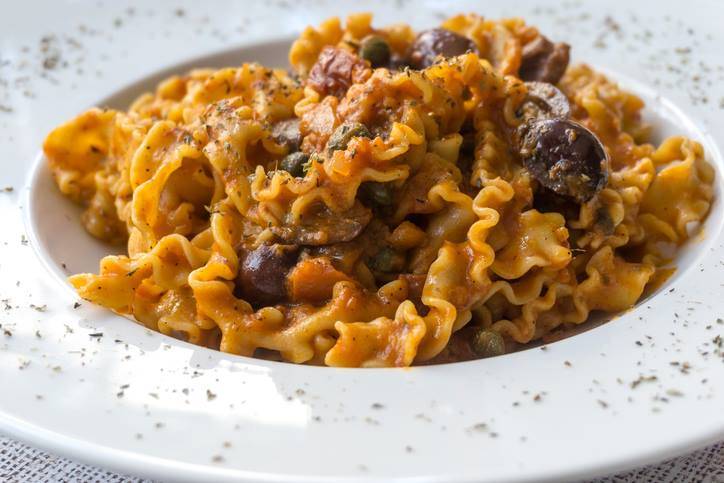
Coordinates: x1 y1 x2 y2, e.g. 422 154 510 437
4 6 724 482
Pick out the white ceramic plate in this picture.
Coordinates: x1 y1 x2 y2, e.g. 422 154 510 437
1 1 723 482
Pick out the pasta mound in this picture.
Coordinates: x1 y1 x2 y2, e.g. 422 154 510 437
43 13 715 367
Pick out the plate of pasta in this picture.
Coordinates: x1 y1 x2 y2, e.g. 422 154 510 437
2 0 724 482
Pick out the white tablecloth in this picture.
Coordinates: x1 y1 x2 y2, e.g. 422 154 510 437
1 435 722 482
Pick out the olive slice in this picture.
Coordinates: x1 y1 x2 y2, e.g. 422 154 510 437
270 118 302 151
519 35 570 84
408 28 478 69
519 118 609 203
517 81 571 122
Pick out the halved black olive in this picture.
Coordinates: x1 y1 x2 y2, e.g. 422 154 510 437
519 35 570 84
519 118 609 203
517 81 571 122
271 118 302 151
235 244 298 306
408 28 478 69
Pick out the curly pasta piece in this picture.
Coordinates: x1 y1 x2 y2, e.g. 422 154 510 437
44 108 117 202
577 247 655 312
641 137 714 241
326 301 426 367
491 210 571 279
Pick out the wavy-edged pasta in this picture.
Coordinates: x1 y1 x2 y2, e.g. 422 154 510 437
44 13 714 367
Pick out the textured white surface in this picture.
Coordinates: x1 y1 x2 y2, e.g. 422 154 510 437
1 435 722 483
1 1 724 482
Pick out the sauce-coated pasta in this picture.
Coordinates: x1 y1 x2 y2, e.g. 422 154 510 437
44 13 715 366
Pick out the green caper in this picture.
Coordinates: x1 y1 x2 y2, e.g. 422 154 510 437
326 121 372 154
280 151 309 177
359 181 394 207
471 329 506 358
370 247 405 273
359 35 391 68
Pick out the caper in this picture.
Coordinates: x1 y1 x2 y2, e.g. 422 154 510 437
471 329 506 358
359 181 394 206
359 35 391 68
326 121 372 154
280 151 309 177
370 247 405 273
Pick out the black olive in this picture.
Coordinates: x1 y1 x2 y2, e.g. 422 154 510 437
326 121 372 153
359 35 391 68
470 329 506 358
270 118 302 151
280 152 309 177
408 28 478 69
359 181 394 207
519 35 570 84
235 244 298 306
519 118 609 203
517 81 571 122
